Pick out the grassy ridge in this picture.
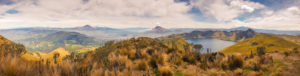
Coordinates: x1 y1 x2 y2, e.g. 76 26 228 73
276 35 300 45
220 34 300 55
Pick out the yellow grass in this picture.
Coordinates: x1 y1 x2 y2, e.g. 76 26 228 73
21 52 40 61
220 34 300 55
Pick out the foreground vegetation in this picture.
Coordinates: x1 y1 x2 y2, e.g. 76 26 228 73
0 35 300 76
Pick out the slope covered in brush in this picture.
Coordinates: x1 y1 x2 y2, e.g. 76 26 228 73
0 35 27 57
220 34 300 55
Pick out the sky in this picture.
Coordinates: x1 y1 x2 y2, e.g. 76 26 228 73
0 0 299 30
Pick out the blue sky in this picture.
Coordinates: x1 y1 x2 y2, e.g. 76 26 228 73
0 0 299 30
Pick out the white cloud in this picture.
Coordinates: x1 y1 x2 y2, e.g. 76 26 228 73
0 0 299 31
191 0 265 21
0 0 194 29
237 6 300 30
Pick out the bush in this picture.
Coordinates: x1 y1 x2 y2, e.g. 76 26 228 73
293 48 298 53
284 51 290 56
256 47 265 56
159 67 173 76
182 54 196 64
137 60 148 71
220 62 229 70
199 62 208 70
251 42 258 46
149 58 158 69
228 55 244 70
193 44 203 51
169 54 182 66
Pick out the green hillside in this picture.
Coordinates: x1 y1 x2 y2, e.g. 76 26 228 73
20 31 100 52
220 34 300 55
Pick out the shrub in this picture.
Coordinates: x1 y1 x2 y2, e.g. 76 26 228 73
233 68 243 76
149 58 158 69
293 48 298 53
251 42 258 46
136 60 148 71
94 41 116 62
256 47 265 56
159 67 173 76
182 54 196 64
220 62 229 70
228 55 244 70
199 62 208 70
284 51 290 56
193 44 203 51
169 54 182 66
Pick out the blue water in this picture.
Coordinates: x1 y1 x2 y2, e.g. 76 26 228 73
186 38 236 53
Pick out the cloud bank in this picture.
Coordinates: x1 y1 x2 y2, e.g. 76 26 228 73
0 0 299 30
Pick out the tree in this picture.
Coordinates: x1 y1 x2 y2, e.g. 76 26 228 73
250 50 254 58
53 53 60 64
193 44 203 52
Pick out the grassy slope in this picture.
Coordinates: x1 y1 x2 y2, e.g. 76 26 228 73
21 48 70 62
21 52 40 61
41 48 70 61
276 35 300 45
0 35 12 44
157 37 193 53
220 34 300 55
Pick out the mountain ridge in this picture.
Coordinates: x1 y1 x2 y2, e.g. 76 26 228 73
168 29 256 41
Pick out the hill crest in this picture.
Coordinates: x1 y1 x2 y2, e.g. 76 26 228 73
220 34 300 55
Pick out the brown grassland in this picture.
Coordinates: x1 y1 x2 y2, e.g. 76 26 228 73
0 35 300 76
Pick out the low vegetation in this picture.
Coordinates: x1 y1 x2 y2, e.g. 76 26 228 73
0 35 300 76
221 33 300 55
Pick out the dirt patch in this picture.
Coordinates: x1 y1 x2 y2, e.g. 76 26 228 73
268 53 284 60
287 55 300 61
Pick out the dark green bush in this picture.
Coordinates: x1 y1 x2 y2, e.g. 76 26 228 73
256 47 265 56
228 56 244 70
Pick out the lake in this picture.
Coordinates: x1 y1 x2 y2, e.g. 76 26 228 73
185 38 236 53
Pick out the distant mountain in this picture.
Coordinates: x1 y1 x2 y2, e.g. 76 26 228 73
152 26 168 32
220 34 300 55
143 26 170 34
131 26 190 39
76 25 95 30
230 26 252 31
230 26 300 35
42 31 95 45
169 29 256 41
20 31 99 52
0 28 56 41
